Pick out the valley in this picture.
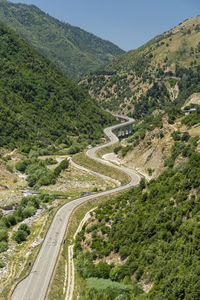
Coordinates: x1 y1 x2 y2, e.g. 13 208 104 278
0 0 124 79
0 2 200 299
11 115 140 300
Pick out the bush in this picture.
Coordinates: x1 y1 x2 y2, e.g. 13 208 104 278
15 160 27 172
96 261 111 279
86 277 135 297
171 131 181 141
114 146 122 154
6 165 13 173
0 229 8 242
22 206 36 218
0 261 6 268
121 145 132 157
18 224 30 235
67 144 81 154
0 241 8 253
44 158 57 165
26 161 56 188
40 194 56 203
119 246 130 260
6 215 17 226
54 159 69 177
1 215 17 228
13 230 28 244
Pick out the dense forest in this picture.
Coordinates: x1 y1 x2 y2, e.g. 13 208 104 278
0 0 124 79
74 126 200 299
0 22 114 150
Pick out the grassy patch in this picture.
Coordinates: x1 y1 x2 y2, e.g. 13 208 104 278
96 143 119 158
73 152 129 185
48 191 127 300
188 125 200 136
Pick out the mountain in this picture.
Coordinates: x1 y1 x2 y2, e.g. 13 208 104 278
74 104 200 299
0 0 124 80
0 22 114 149
80 16 200 116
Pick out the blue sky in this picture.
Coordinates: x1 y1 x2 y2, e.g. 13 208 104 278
9 0 200 51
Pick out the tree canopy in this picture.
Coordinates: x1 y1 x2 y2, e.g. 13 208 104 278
0 22 114 149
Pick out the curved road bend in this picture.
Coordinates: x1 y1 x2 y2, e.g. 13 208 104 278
12 115 140 300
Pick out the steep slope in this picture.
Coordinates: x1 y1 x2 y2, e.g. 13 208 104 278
80 16 200 115
0 22 114 149
74 108 200 300
0 0 124 80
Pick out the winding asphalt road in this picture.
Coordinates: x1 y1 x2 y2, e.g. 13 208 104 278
12 115 140 300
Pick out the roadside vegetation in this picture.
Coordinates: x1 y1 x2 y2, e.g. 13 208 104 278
48 190 127 300
73 152 130 185
0 193 55 256
74 126 200 299
15 158 69 189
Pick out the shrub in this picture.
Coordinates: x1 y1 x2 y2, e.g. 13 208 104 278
26 161 56 188
114 146 122 154
0 241 8 253
13 230 28 244
86 277 135 297
22 206 36 218
6 215 17 226
15 160 27 172
0 229 8 242
96 261 111 279
171 131 181 141
121 145 132 157
1 215 17 228
119 246 131 260
44 158 57 165
67 144 81 154
54 159 69 177
18 224 30 235
6 165 13 173
0 261 6 268
147 168 154 176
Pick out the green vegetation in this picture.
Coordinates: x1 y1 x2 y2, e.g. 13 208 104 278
0 22 114 149
0 193 55 251
16 158 69 189
12 224 31 244
74 129 200 299
80 16 200 116
73 152 130 185
0 228 8 253
0 1 124 79
116 113 164 158
44 158 57 165
182 105 200 126
82 277 143 299
49 190 128 300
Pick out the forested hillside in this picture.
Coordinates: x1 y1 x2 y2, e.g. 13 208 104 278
80 16 200 115
0 0 124 79
0 22 114 150
74 113 200 299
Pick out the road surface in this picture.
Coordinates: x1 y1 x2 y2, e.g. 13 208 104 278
12 115 140 300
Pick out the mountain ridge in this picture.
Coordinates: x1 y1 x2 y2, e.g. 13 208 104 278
0 21 114 150
80 16 200 116
0 0 124 79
